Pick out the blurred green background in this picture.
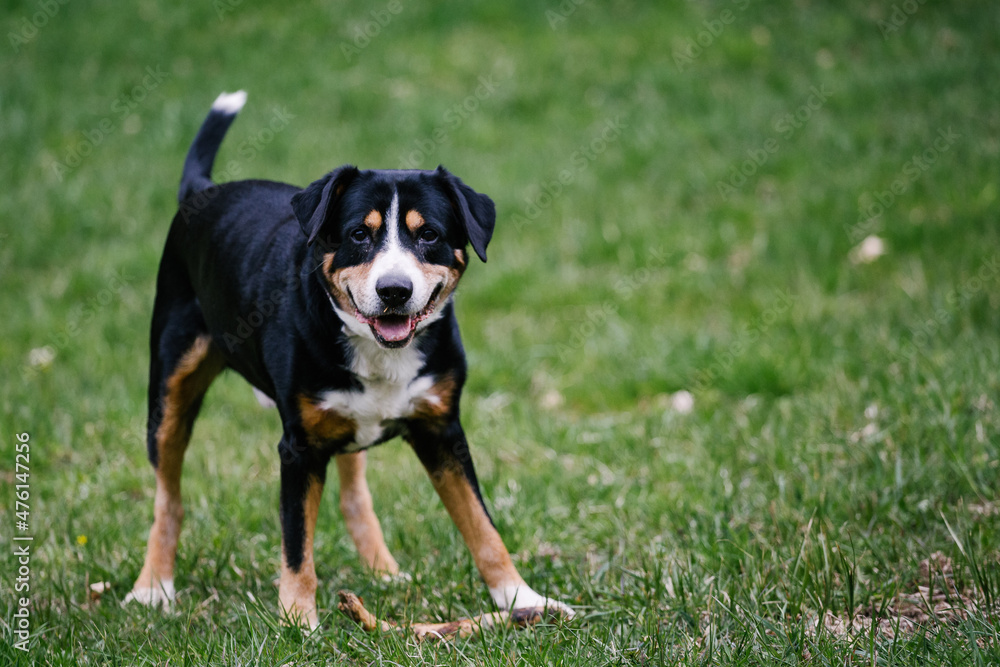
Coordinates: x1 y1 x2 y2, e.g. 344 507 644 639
1 1 998 664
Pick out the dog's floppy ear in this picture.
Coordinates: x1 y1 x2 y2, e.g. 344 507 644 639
291 165 360 248
436 165 496 262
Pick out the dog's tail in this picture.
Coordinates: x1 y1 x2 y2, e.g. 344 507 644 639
178 90 247 203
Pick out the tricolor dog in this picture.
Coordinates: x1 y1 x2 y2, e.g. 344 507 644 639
127 91 573 628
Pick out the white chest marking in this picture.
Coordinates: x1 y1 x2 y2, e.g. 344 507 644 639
316 336 437 450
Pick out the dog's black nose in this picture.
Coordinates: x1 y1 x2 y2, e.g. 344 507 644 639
376 275 413 308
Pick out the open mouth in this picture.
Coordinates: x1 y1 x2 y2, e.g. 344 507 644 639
349 286 442 348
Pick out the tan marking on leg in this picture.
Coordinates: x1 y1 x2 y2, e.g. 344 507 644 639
298 394 357 446
336 452 400 575
279 475 323 629
426 466 523 591
131 335 224 604
364 209 382 233
411 374 458 422
405 209 425 234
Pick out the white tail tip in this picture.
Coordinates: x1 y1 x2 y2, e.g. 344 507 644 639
212 90 247 114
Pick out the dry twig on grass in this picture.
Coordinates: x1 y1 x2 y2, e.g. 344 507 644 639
336 590 560 642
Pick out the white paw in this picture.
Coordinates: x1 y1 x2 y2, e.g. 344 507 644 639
283 612 320 632
490 583 576 619
278 603 320 631
124 579 175 607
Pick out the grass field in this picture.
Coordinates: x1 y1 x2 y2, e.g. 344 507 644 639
2 0 999 664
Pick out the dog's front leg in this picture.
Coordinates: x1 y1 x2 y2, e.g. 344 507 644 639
277 433 326 629
336 451 400 577
407 421 574 618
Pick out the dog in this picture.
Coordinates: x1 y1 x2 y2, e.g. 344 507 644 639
126 91 574 628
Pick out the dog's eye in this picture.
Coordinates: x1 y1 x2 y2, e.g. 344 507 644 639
350 228 367 242
419 229 439 243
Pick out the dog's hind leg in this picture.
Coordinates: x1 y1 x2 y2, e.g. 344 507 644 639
128 277 225 606
336 451 400 577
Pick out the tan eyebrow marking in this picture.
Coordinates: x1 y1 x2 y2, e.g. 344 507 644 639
364 210 382 231
405 210 425 234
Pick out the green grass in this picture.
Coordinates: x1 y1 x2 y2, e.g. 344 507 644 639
2 0 999 664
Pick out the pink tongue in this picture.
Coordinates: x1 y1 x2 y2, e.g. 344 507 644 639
373 315 412 341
